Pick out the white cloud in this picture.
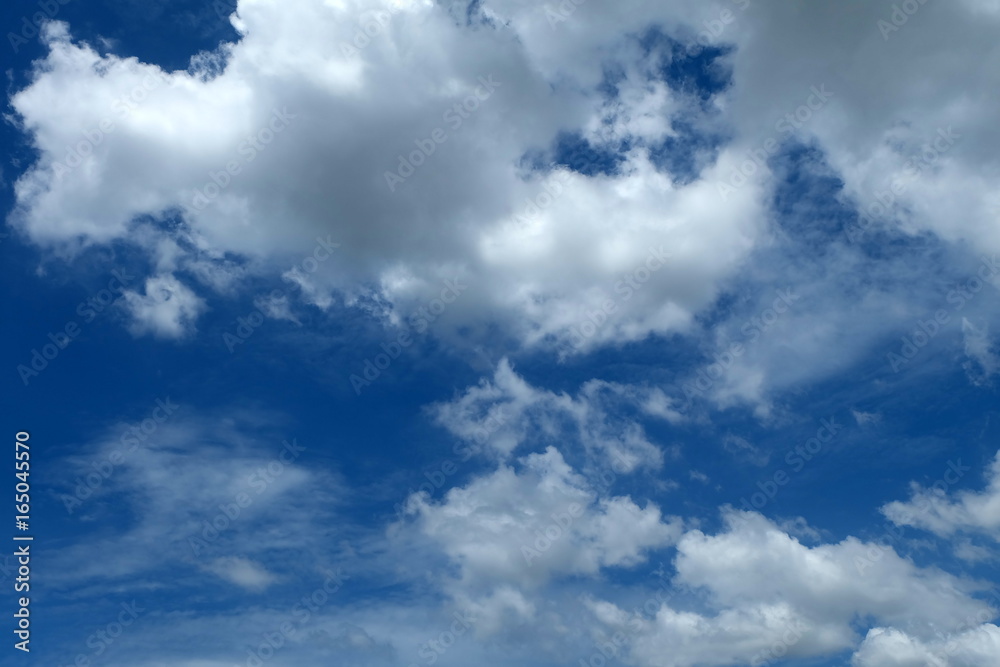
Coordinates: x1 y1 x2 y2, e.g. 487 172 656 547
853 624 1000 667
203 556 277 591
121 273 206 339
6 1 1000 405
430 358 676 471
17 4 1000 663
675 510 988 632
8 1 764 353
585 510 995 667
48 411 337 590
883 450 1000 542
254 291 300 324
707 1 1000 260
961 317 1000 385
404 446 682 590
852 410 882 427
689 470 709 484
44 404 1000 667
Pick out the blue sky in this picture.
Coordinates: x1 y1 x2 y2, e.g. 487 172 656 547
3 1 1000 665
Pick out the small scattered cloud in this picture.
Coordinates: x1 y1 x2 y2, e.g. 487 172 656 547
122 273 206 339
203 556 277 591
